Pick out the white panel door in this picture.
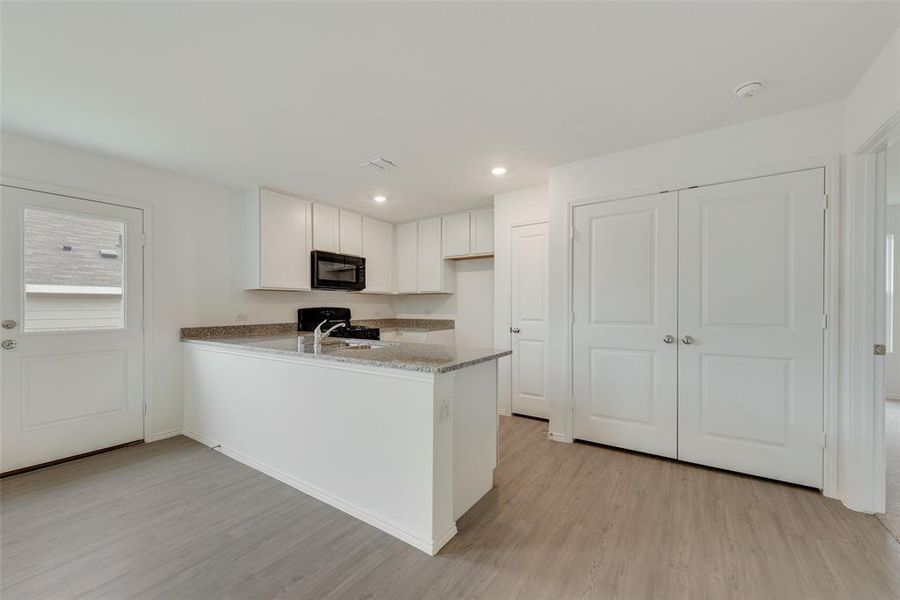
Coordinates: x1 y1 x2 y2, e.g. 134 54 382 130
572 193 678 457
395 222 418 293
510 222 550 418
1 185 144 472
678 169 825 487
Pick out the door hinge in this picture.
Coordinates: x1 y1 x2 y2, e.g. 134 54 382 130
875 344 887 356
142 316 146 331
570 312 575 325
569 223 575 240
821 432 827 448
822 194 828 211
142 232 146 247
822 313 827 329
142 402 147 416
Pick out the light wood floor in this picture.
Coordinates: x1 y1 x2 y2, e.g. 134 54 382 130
3 416 900 599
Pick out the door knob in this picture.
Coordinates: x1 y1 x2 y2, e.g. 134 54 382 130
1 319 16 330
510 326 520 334
681 335 695 345
1 339 17 350
662 335 675 344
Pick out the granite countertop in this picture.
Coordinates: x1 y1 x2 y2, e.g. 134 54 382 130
179 318 454 341
180 333 509 374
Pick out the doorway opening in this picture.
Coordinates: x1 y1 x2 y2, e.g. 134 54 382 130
879 138 900 540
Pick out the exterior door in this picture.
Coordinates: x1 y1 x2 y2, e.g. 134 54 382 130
510 222 550 418
572 193 679 457
1 185 145 473
677 169 825 487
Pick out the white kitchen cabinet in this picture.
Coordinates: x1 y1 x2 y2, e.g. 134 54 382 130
339 209 363 256
418 217 454 293
442 212 470 257
361 216 393 294
469 207 494 255
312 203 340 252
245 188 312 290
395 221 418 293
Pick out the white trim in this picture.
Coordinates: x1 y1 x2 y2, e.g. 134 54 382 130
498 407 511 417
25 284 123 295
145 428 183 442
182 428 456 556
559 157 841 498
843 110 900 514
1 176 155 444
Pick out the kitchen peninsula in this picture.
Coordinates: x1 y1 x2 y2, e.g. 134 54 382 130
181 323 509 555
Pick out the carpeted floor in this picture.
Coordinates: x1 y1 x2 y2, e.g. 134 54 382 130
879 398 900 540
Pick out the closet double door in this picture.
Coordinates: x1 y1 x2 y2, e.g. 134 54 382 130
572 169 825 487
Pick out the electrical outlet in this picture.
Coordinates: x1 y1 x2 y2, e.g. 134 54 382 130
436 397 452 425
235 313 248 323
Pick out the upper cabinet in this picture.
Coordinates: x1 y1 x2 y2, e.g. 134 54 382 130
361 217 393 294
245 188 312 291
442 212 470 257
418 217 455 293
441 207 493 259
395 221 419 294
312 203 340 252
339 209 363 256
469 207 494 255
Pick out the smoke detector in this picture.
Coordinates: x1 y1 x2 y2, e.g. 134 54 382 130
360 157 397 171
734 81 763 99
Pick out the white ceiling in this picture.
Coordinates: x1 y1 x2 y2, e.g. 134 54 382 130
2 2 898 221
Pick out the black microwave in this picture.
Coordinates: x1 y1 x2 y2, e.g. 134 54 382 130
310 251 366 291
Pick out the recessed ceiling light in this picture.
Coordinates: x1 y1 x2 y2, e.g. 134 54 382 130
491 166 507 176
373 195 387 203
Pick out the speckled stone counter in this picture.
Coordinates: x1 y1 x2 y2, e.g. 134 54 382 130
181 333 509 374
180 318 453 340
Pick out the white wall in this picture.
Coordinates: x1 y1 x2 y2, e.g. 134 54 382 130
844 27 900 153
546 101 844 440
391 257 495 349
492 185 549 415
1 132 394 440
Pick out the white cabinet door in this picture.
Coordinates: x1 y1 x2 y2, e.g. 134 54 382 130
677 169 825 487
418 217 448 292
361 217 393 293
510 222 549 419
470 208 494 255
442 212 470 257
572 193 678 457
1 186 145 472
258 189 312 290
339 209 363 256
395 222 418 293
312 203 340 253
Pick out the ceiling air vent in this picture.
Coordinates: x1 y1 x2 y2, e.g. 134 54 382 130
360 157 397 171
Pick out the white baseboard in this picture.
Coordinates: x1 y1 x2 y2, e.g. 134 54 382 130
181 429 453 556
498 407 511 417
145 428 183 442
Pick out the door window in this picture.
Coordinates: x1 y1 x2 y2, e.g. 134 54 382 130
23 208 126 332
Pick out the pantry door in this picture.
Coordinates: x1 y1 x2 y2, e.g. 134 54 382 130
572 192 678 457
1 185 145 473
677 169 825 487
510 222 550 419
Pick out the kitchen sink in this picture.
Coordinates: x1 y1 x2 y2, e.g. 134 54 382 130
297 337 389 354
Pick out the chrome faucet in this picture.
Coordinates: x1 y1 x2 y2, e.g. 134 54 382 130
313 319 346 348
